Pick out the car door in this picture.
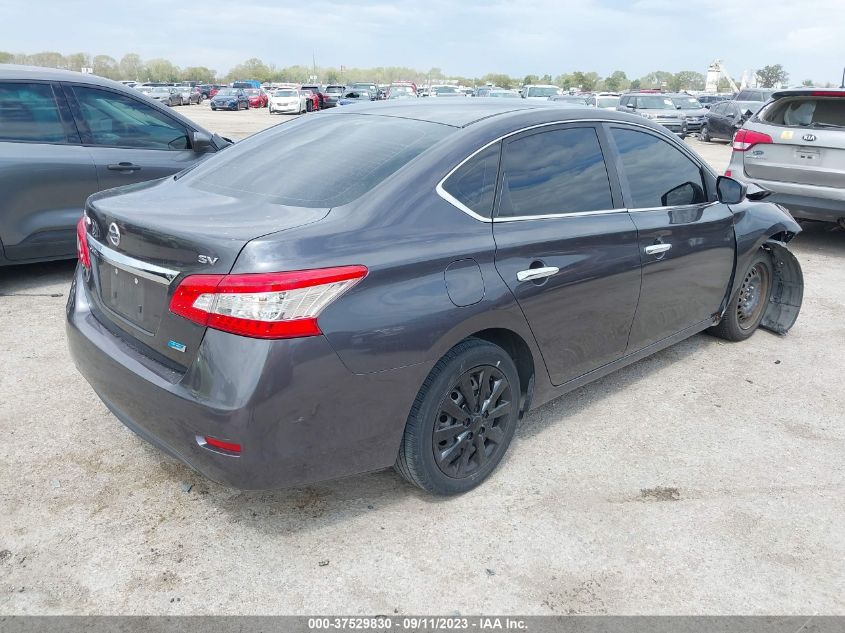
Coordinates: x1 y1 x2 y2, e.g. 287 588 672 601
0 80 99 261
606 124 735 351
490 124 642 386
63 83 201 191
719 102 740 140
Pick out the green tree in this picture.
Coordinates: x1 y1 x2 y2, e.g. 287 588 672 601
64 52 90 72
0 51 13 63
226 57 271 82
481 73 513 89
801 79 814 87
143 58 180 82
756 64 788 88
670 70 705 91
629 78 642 90
182 66 215 83
603 70 629 92
554 73 574 90
571 71 601 91
92 54 119 79
118 53 144 80
716 77 733 92
523 74 540 86
639 70 673 89
26 51 65 68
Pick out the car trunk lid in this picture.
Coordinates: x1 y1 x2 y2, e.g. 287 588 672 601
82 177 329 369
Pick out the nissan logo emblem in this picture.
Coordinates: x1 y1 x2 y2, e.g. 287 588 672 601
108 222 121 247
802 134 816 142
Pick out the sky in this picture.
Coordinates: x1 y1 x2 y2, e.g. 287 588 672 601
1 0 842 83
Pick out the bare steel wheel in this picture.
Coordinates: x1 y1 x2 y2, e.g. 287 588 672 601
737 261 770 331
709 250 774 341
395 338 520 495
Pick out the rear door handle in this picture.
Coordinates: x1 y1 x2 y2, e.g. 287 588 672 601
517 266 559 282
644 243 672 255
107 162 142 172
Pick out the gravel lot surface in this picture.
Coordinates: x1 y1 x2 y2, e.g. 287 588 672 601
1 102 843 615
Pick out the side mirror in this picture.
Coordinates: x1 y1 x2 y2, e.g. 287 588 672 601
191 131 213 153
625 103 635 109
716 175 747 204
704 104 711 109
742 108 754 119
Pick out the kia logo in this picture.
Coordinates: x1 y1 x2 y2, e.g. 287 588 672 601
108 222 121 247
802 134 817 142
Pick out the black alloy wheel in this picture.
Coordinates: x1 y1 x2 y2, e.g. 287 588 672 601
395 338 521 495
709 250 774 342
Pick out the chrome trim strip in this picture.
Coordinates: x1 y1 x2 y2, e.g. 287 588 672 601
435 117 694 223
88 238 180 285
627 201 720 213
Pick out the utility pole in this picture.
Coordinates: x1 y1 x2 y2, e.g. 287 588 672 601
841 66 844 89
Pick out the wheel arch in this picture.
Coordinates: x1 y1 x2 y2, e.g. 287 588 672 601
760 239 804 334
464 328 536 420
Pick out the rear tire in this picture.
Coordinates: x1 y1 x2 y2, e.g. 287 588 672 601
709 250 774 342
395 338 520 495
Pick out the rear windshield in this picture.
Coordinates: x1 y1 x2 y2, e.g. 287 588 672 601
186 115 453 207
758 97 845 128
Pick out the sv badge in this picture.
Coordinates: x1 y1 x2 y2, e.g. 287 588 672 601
198 255 219 265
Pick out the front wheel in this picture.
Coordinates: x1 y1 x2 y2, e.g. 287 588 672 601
709 250 773 342
700 125 711 142
395 338 521 495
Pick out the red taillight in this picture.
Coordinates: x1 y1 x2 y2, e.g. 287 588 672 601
810 91 845 97
169 266 368 339
732 129 773 152
204 436 241 453
76 216 91 269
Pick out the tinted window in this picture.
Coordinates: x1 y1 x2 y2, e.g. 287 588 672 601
611 128 706 208
72 86 190 150
0 82 66 143
498 127 613 217
711 103 725 115
186 114 452 207
442 143 500 218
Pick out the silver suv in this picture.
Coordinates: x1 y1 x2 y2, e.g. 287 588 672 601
726 88 845 226
617 93 687 138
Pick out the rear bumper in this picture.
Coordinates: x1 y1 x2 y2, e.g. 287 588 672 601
728 159 845 223
66 266 424 490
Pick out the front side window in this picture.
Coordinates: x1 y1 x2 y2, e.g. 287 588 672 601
611 128 706 208
72 86 190 150
0 82 66 143
498 127 613 217
441 143 500 218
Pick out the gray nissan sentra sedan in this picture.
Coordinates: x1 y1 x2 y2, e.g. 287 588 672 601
67 100 804 495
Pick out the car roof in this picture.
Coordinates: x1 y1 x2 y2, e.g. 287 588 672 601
0 63 131 88
771 87 845 99
322 99 644 128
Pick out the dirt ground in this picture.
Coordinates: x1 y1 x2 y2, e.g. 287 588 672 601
0 102 843 615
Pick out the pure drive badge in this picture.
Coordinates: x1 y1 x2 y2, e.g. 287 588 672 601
167 340 187 353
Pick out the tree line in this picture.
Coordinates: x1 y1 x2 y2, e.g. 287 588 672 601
0 50 812 91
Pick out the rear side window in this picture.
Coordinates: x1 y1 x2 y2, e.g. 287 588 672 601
759 97 845 128
611 128 706 208
187 115 453 207
498 127 613 217
0 82 66 143
72 86 190 150
441 143 500 218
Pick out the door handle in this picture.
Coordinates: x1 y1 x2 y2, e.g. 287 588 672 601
517 266 559 282
644 243 672 255
107 162 141 172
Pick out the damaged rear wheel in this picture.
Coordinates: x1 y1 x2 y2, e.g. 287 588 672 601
709 250 773 341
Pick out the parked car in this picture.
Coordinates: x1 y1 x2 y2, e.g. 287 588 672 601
232 80 261 90
698 94 731 107
618 93 688 137
243 88 268 108
337 89 373 104
734 88 776 104
148 86 183 107
429 85 465 98
300 88 320 112
670 94 708 132
210 88 249 111
208 84 224 99
323 85 345 107
387 84 417 99
473 86 497 97
348 82 378 99
0 65 229 265
549 94 592 106
487 89 521 99
68 100 803 495
177 85 202 105
726 88 845 226
589 93 621 110
268 88 307 115
300 85 327 109
522 84 562 100
699 100 761 143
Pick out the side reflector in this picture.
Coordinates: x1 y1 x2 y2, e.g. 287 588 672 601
204 436 241 453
